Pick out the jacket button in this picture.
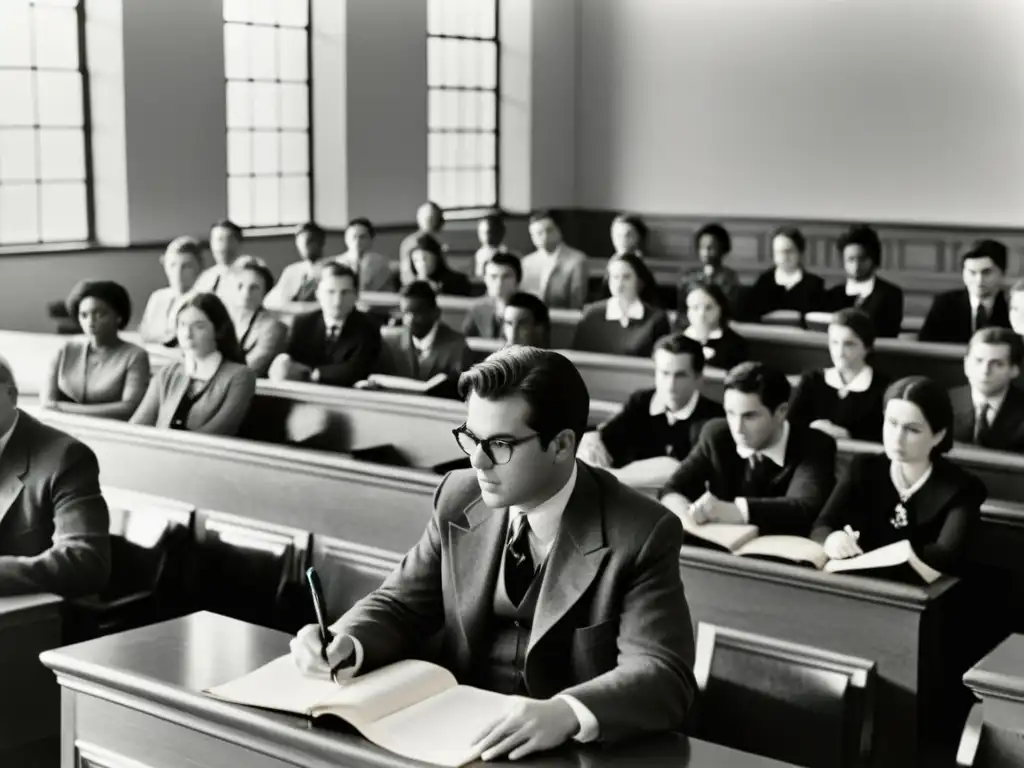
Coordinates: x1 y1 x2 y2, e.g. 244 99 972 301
513 620 520 628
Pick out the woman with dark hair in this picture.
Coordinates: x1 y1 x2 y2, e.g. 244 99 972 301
811 375 987 576
610 214 648 257
742 226 824 322
788 308 890 441
678 281 748 370
571 252 671 357
42 280 151 420
407 233 472 296
680 223 742 312
227 256 287 377
130 292 255 435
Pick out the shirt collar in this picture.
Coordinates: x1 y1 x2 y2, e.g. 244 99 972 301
541 244 563 260
605 299 645 327
971 387 1008 417
184 351 223 381
649 389 701 425
0 412 20 460
510 462 578 547
735 421 790 466
969 294 996 312
845 276 876 297
890 462 934 501
322 313 350 334
823 365 874 395
774 269 804 290
411 322 441 354
683 326 723 342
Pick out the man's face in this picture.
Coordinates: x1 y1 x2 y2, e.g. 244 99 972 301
234 270 267 312
345 224 372 255
317 274 357 322
163 251 201 294
843 245 875 282
0 370 18 425
723 389 785 453
964 341 1018 398
484 263 518 302
503 306 545 348
417 203 441 232
1011 291 1024 335
464 392 566 509
478 219 501 247
653 349 700 412
610 220 640 254
209 226 238 265
529 218 561 253
296 231 324 262
963 256 1003 300
400 296 438 339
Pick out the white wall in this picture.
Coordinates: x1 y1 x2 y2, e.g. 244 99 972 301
576 0 1024 227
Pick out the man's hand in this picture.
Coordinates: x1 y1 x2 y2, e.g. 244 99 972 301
289 623 355 680
695 497 745 524
810 419 851 439
472 697 580 761
576 430 613 468
823 529 863 560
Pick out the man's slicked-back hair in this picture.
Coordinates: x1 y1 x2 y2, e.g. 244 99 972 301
970 327 1024 367
487 251 523 284
723 361 792 412
653 332 706 374
320 262 358 284
0 354 17 394
962 239 1008 272
458 346 589 449
400 279 438 308
506 292 550 329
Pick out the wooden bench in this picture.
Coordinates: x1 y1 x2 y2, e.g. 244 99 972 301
957 634 1024 767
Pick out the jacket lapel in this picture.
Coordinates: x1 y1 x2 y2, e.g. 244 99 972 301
158 367 192 428
0 415 30 529
911 461 960 526
990 387 1024 442
399 329 420 378
528 464 610 655
448 498 506 656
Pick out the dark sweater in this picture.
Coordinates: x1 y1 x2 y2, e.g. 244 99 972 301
571 301 671 357
742 270 825 322
599 390 724 467
787 368 890 442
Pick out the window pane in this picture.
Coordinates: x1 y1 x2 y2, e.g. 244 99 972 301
279 83 308 129
226 80 252 128
33 6 79 70
224 24 250 80
248 25 277 80
279 28 307 82
227 130 252 176
228 177 252 227
0 71 35 127
36 71 83 126
251 81 278 128
223 0 251 23
0 3 32 68
253 176 280 226
280 175 309 225
248 0 277 24
252 130 278 175
0 182 40 243
38 128 85 180
0 129 38 181
277 0 308 27
477 43 497 89
37 0 81 8
40 181 87 241
280 131 308 174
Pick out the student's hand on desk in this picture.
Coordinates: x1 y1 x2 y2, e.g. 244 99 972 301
810 419 851 440
692 495 745 524
473 697 580 761
823 529 864 560
353 379 381 390
576 431 613 468
289 624 354 680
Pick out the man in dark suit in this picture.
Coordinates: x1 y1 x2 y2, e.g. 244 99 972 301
0 357 110 597
579 333 723 468
819 224 904 338
950 328 1024 453
919 240 1011 344
268 263 381 387
660 362 837 536
290 348 696 760
463 253 522 339
372 281 473 398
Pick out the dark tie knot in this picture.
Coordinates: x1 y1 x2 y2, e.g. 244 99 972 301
505 515 535 606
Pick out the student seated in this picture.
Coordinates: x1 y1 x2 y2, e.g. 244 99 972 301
919 239 1011 343
406 233 473 296
521 210 590 309
610 213 649 259
41 280 150 420
950 328 1024 452
502 292 550 349
679 223 742 314
332 217 394 292
131 293 256 436
818 224 904 338
264 222 327 308
812 376 986 576
677 281 749 370
268 263 382 387
788 308 890 442
194 219 245 303
227 256 287 378
369 281 473 397
572 253 670 357
659 362 837 536
0 356 110 597
474 210 518 277
742 226 825 323
138 236 203 345
1010 279 1024 337
463 252 522 339
398 202 446 287
578 334 723 468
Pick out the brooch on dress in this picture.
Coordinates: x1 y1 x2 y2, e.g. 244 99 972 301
890 502 909 529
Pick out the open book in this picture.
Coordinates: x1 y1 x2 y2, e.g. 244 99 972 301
823 539 943 584
367 372 448 394
206 656 515 767
608 456 681 490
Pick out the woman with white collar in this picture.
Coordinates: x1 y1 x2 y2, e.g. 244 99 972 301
678 281 749 370
131 292 256 436
742 226 825 323
812 376 986 578
788 308 890 441
571 252 670 357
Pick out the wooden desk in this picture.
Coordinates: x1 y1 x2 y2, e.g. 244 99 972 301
957 634 1024 767
679 548 1008 768
0 593 63 766
40 611 796 768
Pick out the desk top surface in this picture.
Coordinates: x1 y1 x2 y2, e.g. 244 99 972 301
41 611 795 768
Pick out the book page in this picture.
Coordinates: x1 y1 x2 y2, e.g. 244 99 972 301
360 686 516 768
823 539 942 582
368 372 447 392
609 456 681 488
679 507 759 552
735 535 828 569
205 655 337 715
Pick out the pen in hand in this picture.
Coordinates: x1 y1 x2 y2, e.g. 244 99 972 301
843 525 860 541
305 567 335 665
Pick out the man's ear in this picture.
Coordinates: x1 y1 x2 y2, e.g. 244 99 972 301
773 402 790 422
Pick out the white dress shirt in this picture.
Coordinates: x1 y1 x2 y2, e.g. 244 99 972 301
0 412 20 459
649 389 701 425
538 246 563 298
845 276 876 299
604 299 645 328
823 366 874 399
733 422 791 522
774 269 804 290
410 322 440 358
184 351 223 381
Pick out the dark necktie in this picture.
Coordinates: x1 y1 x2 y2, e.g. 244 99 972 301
505 515 535 606
742 454 775 497
974 403 991 445
325 324 340 347
974 303 989 332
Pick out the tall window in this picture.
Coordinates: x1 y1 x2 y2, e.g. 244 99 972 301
223 0 311 229
0 0 90 246
427 0 498 212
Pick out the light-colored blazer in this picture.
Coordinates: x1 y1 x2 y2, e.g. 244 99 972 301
521 245 590 309
264 261 319 307
235 310 288 378
194 263 239 304
331 251 394 293
0 411 110 598
138 287 187 345
335 462 697 741
43 338 151 420
130 358 256 436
